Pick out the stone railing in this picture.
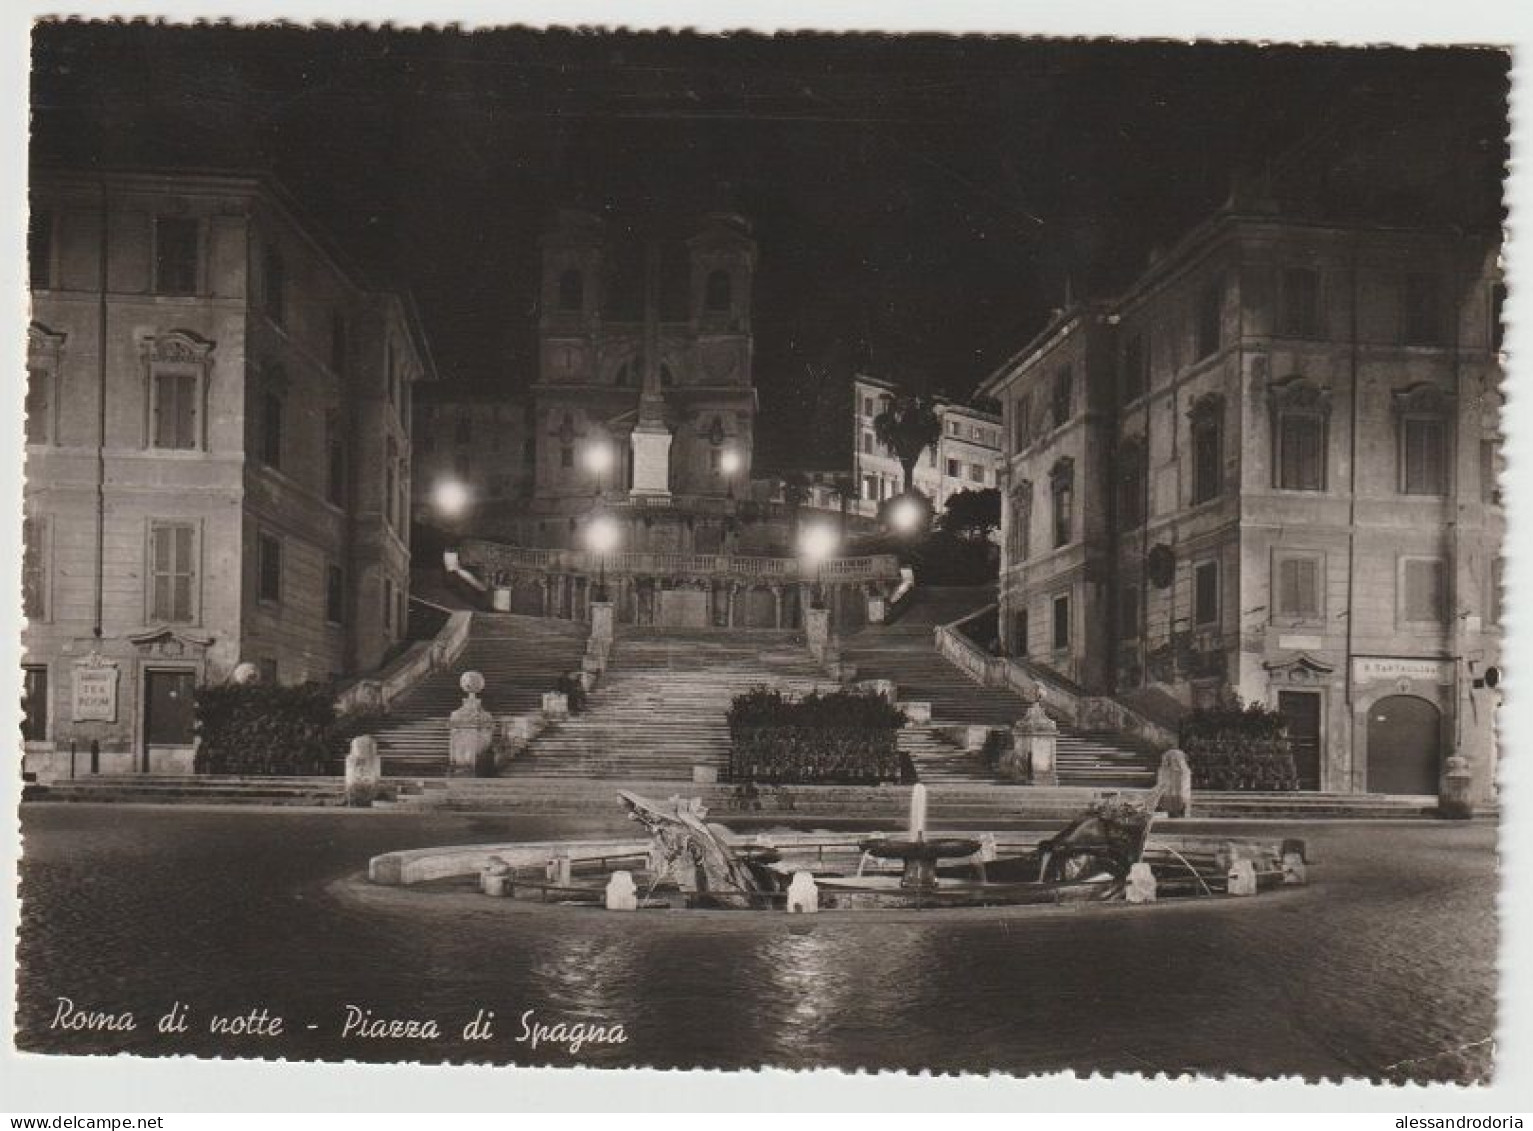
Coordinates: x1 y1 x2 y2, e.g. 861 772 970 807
460 537 901 585
934 603 1177 750
337 607 473 716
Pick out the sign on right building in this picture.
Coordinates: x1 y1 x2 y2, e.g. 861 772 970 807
980 210 1503 800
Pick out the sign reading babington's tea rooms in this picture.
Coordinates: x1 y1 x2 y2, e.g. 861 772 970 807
72 656 120 723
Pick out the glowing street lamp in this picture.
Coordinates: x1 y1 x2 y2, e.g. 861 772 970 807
586 513 620 601
720 447 742 499
586 438 615 498
797 522 839 610
433 478 470 521
889 492 927 535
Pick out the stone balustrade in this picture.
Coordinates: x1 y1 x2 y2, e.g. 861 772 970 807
461 537 901 585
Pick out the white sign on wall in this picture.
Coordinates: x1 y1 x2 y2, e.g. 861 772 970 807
71 656 120 723
1352 657 1453 685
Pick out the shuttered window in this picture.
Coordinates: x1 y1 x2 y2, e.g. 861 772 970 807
153 371 197 449
1402 559 1445 623
1401 417 1447 495
150 522 196 623
1277 412 1325 491
1276 557 1320 619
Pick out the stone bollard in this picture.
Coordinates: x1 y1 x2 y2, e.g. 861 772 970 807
1438 753 1475 820
1157 748 1192 818
590 600 615 643
975 832 998 863
541 691 569 720
480 855 511 897
1281 851 1308 886
492 587 512 613
1125 861 1158 903
344 735 381 807
1227 858 1257 896
866 594 887 624
448 672 496 777
786 871 819 914
1008 699 1058 785
964 725 991 753
902 701 933 725
605 870 638 911
692 764 718 784
546 855 572 887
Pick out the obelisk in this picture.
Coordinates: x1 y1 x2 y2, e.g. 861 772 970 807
629 238 673 499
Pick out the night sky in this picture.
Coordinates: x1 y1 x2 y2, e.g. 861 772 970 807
29 23 1508 466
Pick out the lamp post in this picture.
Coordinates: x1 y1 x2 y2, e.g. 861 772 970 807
433 478 470 522
586 514 619 602
586 438 614 501
797 522 839 611
720 447 742 501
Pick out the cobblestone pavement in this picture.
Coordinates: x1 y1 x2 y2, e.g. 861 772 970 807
15 804 1497 1080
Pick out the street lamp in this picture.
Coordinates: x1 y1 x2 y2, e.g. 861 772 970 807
586 438 614 499
586 513 620 602
889 492 927 535
797 522 839 610
720 447 742 500
433 478 470 521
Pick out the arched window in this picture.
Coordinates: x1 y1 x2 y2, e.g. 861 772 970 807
1269 376 1331 492
705 269 732 312
557 269 584 312
1050 458 1074 549
1187 393 1224 505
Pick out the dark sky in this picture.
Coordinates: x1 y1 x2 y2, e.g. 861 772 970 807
30 23 1508 466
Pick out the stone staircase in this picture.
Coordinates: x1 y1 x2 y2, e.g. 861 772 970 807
27 774 350 807
371 613 587 776
506 628 836 779
844 588 1160 787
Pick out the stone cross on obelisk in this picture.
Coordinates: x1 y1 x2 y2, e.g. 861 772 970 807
629 238 673 499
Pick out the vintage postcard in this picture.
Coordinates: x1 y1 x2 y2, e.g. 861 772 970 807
6 5 1530 1111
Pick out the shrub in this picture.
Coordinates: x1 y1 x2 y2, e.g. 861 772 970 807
1179 700 1298 791
727 686 911 785
194 682 345 776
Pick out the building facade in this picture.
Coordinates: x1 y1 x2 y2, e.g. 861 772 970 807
981 209 1503 798
851 375 1002 516
22 170 434 779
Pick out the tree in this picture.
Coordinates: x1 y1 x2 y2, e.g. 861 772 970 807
872 394 942 493
940 487 1002 542
826 472 859 537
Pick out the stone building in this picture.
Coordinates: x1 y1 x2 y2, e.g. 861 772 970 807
979 208 1503 798
411 381 534 521
851 374 1003 516
22 169 435 779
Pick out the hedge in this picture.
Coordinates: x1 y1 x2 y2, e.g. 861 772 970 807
727 686 912 784
194 682 356 776
1179 700 1299 791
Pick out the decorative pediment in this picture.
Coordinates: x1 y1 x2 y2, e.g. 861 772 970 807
1186 391 1224 423
27 321 66 358
1268 373 1332 413
1010 478 1033 504
140 329 215 366
1263 652 1336 683
129 626 215 658
1392 380 1455 415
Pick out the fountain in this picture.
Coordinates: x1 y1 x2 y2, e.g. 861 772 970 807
856 784 982 891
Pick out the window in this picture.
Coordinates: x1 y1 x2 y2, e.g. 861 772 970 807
25 365 51 444
1052 366 1073 428
1401 558 1445 623
1120 585 1141 640
863 396 874 417
22 516 47 621
1013 395 1030 451
949 419 961 437
968 463 984 483
384 577 396 632
1051 460 1074 548
149 522 197 623
1275 555 1321 620
558 269 584 312
863 432 873 455
863 475 878 501
1481 438 1501 505
1402 274 1442 346
1052 594 1070 652
1009 482 1033 562
263 247 286 327
1194 560 1219 626
1117 440 1146 528
257 533 282 604
1196 278 1223 360
1121 332 1147 403
260 391 283 470
1014 609 1029 658
560 445 574 470
28 209 51 289
1190 398 1222 505
1401 417 1448 495
330 312 348 376
326 565 345 626
22 665 48 742
385 439 399 528
1276 410 1326 491
153 217 199 296
1280 267 1321 337
152 371 197 449
946 458 960 478
326 412 346 507
705 269 732 311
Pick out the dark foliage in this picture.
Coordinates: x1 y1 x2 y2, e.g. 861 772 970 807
1179 700 1299 791
194 682 348 776
727 686 911 784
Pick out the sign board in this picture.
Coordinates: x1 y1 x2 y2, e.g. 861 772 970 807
1352 657 1453 685
71 657 120 722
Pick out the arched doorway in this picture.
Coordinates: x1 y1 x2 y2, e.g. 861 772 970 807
1366 695 1442 795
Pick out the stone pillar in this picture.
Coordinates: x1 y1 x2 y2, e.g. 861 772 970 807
1125 861 1157 903
1006 699 1058 785
1438 753 1475 820
786 872 819 914
726 583 738 628
480 856 510 897
771 585 783 628
1227 859 1257 896
867 593 887 625
1156 748 1192 818
805 606 831 660
539 576 550 617
448 671 496 777
542 691 569 720
606 870 638 911
344 735 381 807
590 600 614 644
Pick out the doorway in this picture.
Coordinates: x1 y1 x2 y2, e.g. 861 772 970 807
1277 690 1323 791
1366 695 1442 795
143 668 196 772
